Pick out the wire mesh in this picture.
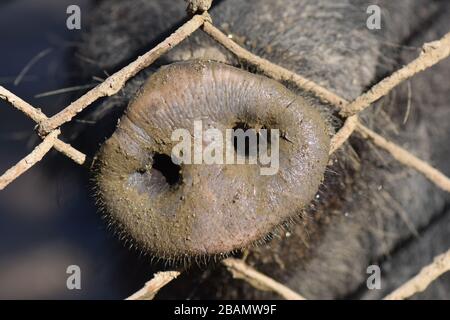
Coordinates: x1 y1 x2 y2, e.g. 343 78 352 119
1 3 449 300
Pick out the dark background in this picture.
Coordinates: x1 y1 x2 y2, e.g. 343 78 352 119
0 0 155 299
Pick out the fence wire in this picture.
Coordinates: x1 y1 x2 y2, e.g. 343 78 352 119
1 2 450 300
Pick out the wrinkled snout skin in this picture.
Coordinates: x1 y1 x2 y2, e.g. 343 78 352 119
80 0 450 299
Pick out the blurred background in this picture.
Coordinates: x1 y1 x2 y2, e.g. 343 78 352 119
0 0 155 299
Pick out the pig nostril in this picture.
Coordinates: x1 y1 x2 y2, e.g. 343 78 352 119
93 60 330 261
151 153 182 186
232 122 253 159
232 122 274 159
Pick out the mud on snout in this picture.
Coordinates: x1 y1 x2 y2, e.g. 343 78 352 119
93 60 330 261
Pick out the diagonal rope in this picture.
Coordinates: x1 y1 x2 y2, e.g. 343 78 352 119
202 21 347 107
357 123 450 192
126 271 181 300
222 258 306 300
384 248 450 300
0 129 60 190
0 86 86 164
38 13 209 136
341 32 450 117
